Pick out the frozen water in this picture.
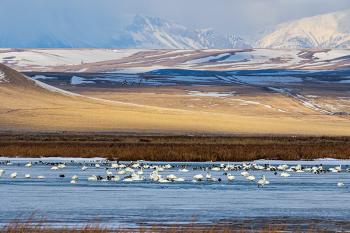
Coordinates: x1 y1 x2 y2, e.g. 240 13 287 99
0 158 350 228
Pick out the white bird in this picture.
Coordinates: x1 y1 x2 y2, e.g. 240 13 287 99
25 162 32 167
179 168 189 172
227 174 235 181
0 169 4 177
88 175 98 181
280 172 291 177
25 174 31 178
175 177 185 182
111 176 120 182
241 171 250 177
193 174 204 181
95 164 101 168
10 172 17 178
258 175 270 187
337 182 345 187
166 174 177 182
211 167 220 171
51 166 59 170
246 175 255 181
70 180 77 184
58 164 66 169
71 175 78 180
81 166 88 171
37 175 45 179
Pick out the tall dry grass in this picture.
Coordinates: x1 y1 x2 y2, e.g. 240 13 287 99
1 134 350 161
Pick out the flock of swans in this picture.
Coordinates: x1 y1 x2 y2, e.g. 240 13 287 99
0 160 349 188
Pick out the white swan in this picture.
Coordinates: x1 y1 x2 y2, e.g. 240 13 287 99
71 175 78 180
70 180 77 184
337 182 345 187
166 174 177 182
10 172 17 178
258 175 270 186
179 168 189 172
37 175 45 179
280 172 291 177
241 171 250 177
0 169 4 177
88 175 98 181
25 174 31 178
51 166 59 170
227 174 235 181
193 174 204 181
81 166 88 171
25 162 32 167
246 175 255 181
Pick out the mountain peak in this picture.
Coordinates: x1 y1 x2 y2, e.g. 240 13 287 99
258 9 350 49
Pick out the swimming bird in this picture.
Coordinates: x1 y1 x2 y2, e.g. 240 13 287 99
25 162 32 167
0 169 4 177
37 175 45 179
179 168 189 172
227 174 235 181
70 180 77 184
25 174 31 178
51 166 59 170
81 166 88 171
337 182 345 187
258 175 270 187
71 175 78 180
193 174 204 181
88 175 98 181
10 172 17 178
246 175 256 181
280 172 291 177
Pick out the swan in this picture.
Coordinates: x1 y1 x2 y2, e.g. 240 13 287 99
0 169 4 177
70 180 77 184
280 172 291 177
241 171 250 177
25 174 31 178
164 164 172 169
179 168 189 172
337 182 345 187
95 164 101 168
117 169 127 175
174 177 185 182
106 170 113 176
166 174 177 182
10 172 17 178
211 167 220 171
257 175 270 187
193 174 204 181
37 175 45 179
71 175 78 180
81 166 88 171
227 174 235 181
51 166 59 170
246 175 255 181
25 162 32 167
111 176 120 182
58 164 66 169
88 175 98 181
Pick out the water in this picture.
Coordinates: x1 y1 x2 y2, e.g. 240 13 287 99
0 158 350 228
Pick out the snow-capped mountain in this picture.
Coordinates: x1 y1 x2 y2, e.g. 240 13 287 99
258 9 350 49
113 15 251 49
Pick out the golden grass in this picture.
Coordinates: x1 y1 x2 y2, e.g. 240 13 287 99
1 64 350 136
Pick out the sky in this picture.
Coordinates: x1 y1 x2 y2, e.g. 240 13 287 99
0 0 350 43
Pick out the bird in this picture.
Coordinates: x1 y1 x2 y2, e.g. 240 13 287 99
25 174 31 178
10 172 17 178
280 172 291 177
258 175 270 187
246 175 256 181
337 182 345 187
227 174 235 181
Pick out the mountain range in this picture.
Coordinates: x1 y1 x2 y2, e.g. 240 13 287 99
1 9 350 49
258 9 350 49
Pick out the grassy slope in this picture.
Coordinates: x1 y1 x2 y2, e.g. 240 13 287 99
0 63 350 135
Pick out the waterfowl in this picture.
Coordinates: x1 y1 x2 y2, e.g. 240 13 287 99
166 174 177 182
337 182 345 187
25 174 31 178
241 171 250 177
246 175 255 181
81 166 88 171
227 174 235 181
179 168 189 172
280 172 291 177
193 174 204 181
70 180 77 184
37 175 45 179
71 175 78 180
0 169 4 176
10 172 17 178
25 162 32 167
88 175 98 181
51 166 59 170
257 175 270 187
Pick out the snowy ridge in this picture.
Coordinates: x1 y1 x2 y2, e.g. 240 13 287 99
0 70 8 83
116 15 251 49
259 9 350 49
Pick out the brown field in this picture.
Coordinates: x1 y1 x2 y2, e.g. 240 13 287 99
1 63 350 136
1 134 350 161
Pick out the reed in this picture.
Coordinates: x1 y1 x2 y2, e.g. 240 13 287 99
1 134 350 161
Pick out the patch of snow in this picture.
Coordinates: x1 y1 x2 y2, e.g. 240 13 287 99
187 91 234 97
71 76 95 85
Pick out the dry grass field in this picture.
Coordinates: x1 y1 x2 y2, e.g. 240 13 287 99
1 63 350 136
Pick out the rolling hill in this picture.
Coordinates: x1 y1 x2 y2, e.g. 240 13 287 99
0 63 350 135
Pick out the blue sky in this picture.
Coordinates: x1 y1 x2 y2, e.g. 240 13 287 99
1 0 349 40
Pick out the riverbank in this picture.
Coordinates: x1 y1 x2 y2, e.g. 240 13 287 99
1 133 350 161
